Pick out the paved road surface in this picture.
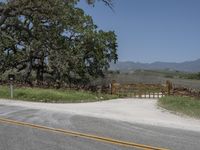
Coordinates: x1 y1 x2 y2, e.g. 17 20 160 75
0 104 200 150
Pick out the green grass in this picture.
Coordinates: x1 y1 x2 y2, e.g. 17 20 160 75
0 85 118 103
158 96 200 118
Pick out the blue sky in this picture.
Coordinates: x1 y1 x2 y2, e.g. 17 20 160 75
78 0 200 63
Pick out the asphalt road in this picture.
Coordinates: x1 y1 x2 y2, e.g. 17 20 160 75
0 104 200 150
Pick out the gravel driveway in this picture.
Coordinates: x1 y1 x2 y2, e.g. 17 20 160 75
1 98 200 132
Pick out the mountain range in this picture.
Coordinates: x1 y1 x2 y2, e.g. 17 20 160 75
110 59 200 73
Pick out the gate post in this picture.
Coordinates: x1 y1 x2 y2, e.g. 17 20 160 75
111 80 119 95
166 80 173 95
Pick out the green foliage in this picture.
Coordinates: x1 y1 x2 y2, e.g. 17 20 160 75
86 0 113 9
0 85 117 103
183 72 200 80
158 96 200 118
0 0 118 86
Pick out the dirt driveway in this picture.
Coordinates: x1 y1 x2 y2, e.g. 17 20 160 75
1 98 200 131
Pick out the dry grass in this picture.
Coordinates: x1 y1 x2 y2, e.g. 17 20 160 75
158 96 200 118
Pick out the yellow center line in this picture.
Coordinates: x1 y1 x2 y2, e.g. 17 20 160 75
0 117 169 150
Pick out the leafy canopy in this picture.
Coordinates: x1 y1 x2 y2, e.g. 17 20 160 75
0 0 117 86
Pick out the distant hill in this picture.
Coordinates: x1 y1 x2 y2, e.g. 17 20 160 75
110 59 200 73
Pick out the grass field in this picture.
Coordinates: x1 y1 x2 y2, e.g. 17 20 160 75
0 85 117 103
158 96 200 118
106 71 200 89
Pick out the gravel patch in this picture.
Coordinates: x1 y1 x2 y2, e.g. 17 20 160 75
1 98 200 131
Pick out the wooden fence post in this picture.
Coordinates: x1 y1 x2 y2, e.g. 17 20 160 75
166 80 173 95
111 80 116 95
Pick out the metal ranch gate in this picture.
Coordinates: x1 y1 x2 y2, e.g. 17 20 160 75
111 81 169 99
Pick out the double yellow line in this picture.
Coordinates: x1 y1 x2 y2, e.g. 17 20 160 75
0 117 169 150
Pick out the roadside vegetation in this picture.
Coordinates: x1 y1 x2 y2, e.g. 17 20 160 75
0 0 118 103
0 86 117 103
158 96 200 118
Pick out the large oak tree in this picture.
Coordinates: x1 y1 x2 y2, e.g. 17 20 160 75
0 0 117 86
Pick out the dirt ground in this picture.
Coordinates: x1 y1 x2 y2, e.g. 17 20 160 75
1 98 200 131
